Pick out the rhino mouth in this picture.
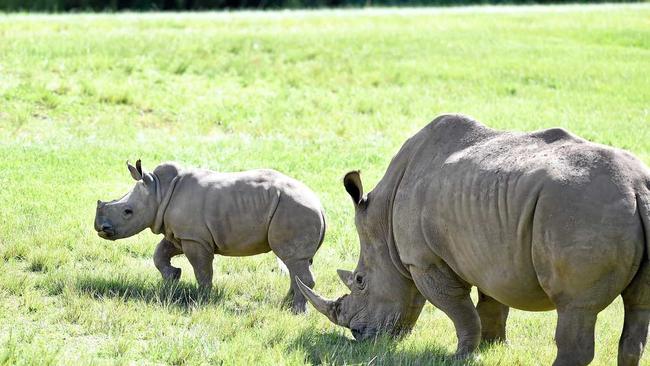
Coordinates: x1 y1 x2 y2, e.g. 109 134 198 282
351 328 365 340
97 229 116 240
349 312 411 341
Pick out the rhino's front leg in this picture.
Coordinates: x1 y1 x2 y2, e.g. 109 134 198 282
182 240 214 292
153 238 183 281
411 265 481 358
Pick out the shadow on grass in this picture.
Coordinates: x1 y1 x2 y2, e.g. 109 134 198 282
288 328 485 365
75 275 225 310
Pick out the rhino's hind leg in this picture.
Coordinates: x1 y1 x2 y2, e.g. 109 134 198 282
553 309 598 366
618 263 650 366
267 202 323 314
281 287 294 308
277 258 295 307
283 259 315 314
154 238 183 281
476 290 509 344
410 265 481 358
618 307 650 366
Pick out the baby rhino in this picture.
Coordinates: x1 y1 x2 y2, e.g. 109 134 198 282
94 160 326 313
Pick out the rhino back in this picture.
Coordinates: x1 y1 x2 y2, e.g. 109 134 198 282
164 169 295 256
392 115 649 310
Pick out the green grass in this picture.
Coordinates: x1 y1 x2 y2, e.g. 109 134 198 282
1 4 650 365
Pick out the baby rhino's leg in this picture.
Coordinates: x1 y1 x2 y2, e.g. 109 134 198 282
268 197 324 314
153 238 183 281
270 235 319 314
270 233 319 314
284 259 315 314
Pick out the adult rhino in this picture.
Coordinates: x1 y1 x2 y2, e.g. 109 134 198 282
296 114 650 365
95 160 326 313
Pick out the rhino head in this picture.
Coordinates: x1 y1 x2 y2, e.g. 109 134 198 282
296 171 426 340
94 159 158 240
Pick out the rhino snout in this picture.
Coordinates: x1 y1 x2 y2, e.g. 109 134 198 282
96 219 115 239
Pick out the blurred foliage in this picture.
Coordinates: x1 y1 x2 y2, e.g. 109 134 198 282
0 0 642 11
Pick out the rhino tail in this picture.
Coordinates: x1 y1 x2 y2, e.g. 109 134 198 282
311 208 327 265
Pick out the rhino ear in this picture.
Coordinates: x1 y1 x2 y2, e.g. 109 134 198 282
135 159 143 176
343 171 363 205
136 160 156 187
337 269 354 291
127 160 143 181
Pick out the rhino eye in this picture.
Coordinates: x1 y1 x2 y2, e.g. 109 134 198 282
354 274 367 291
123 208 133 216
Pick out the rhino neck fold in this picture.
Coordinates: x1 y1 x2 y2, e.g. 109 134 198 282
151 174 180 235
386 167 412 280
377 126 433 281
374 152 414 281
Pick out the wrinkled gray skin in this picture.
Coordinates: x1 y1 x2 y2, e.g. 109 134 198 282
95 160 325 313
297 114 650 365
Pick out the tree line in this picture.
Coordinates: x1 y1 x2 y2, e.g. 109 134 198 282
0 0 637 11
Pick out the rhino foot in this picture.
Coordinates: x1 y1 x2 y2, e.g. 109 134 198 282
453 349 474 361
280 291 308 314
162 267 181 281
481 335 508 345
452 339 480 360
281 289 294 307
291 301 308 314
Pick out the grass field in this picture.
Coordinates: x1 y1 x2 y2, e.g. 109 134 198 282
1 4 650 365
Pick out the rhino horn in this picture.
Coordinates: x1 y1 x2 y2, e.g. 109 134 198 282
295 276 340 325
336 269 354 291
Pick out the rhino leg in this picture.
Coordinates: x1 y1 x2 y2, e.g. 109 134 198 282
281 287 294 308
153 238 183 281
277 258 295 308
476 290 509 343
283 259 315 314
411 265 481 358
618 263 650 366
553 309 598 366
618 308 650 366
266 202 322 314
182 240 214 292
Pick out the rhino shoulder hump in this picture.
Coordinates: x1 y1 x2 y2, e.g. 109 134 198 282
428 113 483 130
428 113 492 138
152 162 183 191
153 162 182 178
529 127 583 144
254 168 283 178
